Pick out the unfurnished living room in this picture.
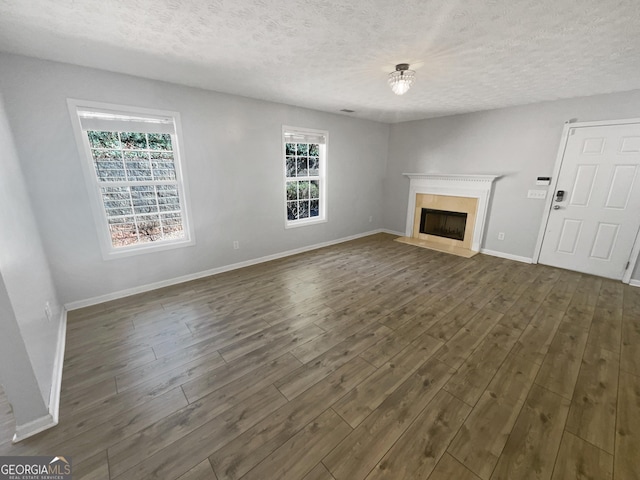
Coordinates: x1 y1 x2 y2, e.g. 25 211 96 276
0 1 639 479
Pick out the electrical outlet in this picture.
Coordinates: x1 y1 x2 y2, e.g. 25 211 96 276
233 240 239 250
498 232 505 240
527 189 547 199
44 301 53 321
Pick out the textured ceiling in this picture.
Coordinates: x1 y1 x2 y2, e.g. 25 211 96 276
0 0 639 123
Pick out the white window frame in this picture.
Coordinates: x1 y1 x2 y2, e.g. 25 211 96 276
68 99 195 259
282 125 328 228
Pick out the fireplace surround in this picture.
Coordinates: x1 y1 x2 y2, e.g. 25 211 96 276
396 174 500 257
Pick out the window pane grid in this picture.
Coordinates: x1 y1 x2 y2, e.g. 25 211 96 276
87 129 184 248
101 185 183 246
89 130 176 183
285 140 321 222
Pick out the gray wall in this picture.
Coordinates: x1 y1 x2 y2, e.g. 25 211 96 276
384 90 640 280
1 51 638 314
0 92 61 422
0 53 390 304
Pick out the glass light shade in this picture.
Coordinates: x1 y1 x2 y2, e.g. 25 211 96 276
388 69 415 95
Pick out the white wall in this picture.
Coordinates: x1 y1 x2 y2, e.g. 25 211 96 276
384 90 640 280
0 92 62 430
0 53 390 305
0 272 49 428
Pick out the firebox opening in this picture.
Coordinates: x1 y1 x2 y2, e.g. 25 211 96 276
420 208 467 241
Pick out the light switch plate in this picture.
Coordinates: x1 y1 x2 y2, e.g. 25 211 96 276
527 189 547 199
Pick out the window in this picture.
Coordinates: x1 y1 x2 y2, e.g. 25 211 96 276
68 100 194 258
283 126 327 227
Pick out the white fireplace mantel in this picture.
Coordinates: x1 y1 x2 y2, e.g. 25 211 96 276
403 173 501 252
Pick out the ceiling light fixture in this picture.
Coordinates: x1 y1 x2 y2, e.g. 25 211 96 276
388 63 415 95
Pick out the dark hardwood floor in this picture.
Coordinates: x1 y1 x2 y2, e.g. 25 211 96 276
0 233 638 480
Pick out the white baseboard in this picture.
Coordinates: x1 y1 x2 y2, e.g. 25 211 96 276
629 279 640 287
380 229 405 236
48 310 66 423
12 310 66 443
65 229 390 310
480 248 533 264
13 413 56 443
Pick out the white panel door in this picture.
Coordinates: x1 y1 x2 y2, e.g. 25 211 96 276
539 123 640 280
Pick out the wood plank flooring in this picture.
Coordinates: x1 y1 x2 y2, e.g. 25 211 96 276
0 233 638 480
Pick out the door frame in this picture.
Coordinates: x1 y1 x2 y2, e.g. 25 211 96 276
532 118 640 284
